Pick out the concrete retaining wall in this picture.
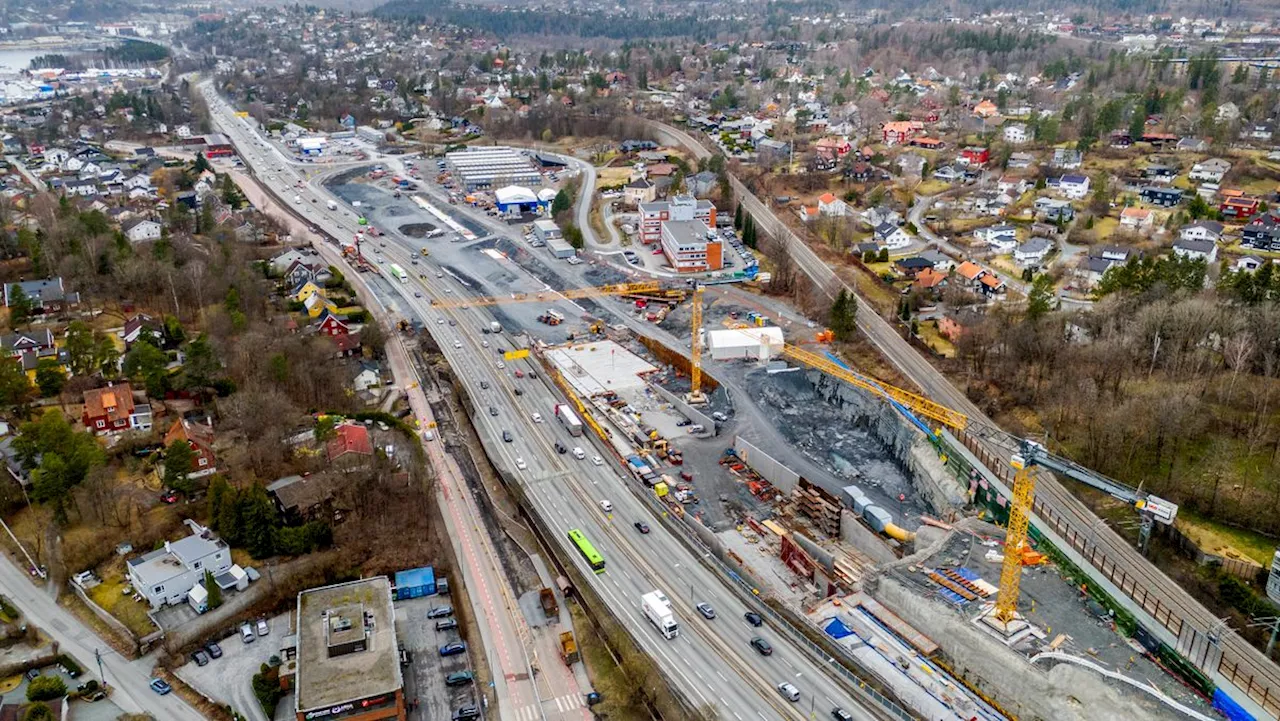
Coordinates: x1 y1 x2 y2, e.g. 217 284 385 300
840 513 898 565
733 435 800 495
648 383 715 438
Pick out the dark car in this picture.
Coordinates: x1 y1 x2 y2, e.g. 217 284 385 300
192 649 210 667
204 641 223 659
436 619 458 632
480 381 489 389
514 387 523 396
427 606 453 619
744 612 763 627
554 441 567 454
832 708 854 721
634 521 650 534
488 406 498 417
675 418 692 427
502 430 513 443
445 670 474 687
750 637 773 656
439 641 467 657
452 705 480 721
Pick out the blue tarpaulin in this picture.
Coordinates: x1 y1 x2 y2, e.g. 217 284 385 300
823 617 854 640
394 566 436 600
1213 689 1256 721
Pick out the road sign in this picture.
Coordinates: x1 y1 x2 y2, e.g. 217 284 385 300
503 349 530 361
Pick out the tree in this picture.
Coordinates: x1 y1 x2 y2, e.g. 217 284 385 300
193 152 211 174
1026 274 1055 320
164 438 195 494
733 203 743 230
829 289 857 341
64 321 96 376
1128 107 1146 141
551 188 572 217
562 223 584 249
204 569 223 609
7 285 32 327
26 675 67 702
0 360 31 407
17 412 104 523
35 360 65 397
24 702 55 721
123 341 170 395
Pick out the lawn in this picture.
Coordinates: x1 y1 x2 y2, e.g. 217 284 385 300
915 179 951 196
1175 509 1279 567
917 322 956 358
1092 216 1120 239
87 557 160 638
595 167 632 187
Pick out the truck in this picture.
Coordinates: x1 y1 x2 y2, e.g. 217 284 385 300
489 321 502 334
539 588 558 618
559 631 579 665
555 404 584 437
389 264 408 283
641 591 679 639
538 309 565 326
326 199 338 211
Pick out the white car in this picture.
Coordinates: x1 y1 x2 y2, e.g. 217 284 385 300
591 455 603 466
531 413 543 423
437 318 445 325
572 447 585 460
453 341 462 348
496 362 505 370
600 500 613 512
516 457 527 470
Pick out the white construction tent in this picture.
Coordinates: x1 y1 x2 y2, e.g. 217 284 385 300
705 327 784 361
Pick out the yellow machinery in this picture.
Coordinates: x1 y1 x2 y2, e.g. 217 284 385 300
429 281 660 309
993 453 1036 629
686 285 707 405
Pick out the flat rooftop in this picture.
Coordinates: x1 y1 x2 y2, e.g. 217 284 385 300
295 577 401 713
546 340 657 397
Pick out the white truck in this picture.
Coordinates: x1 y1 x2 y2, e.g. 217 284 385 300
641 591 679 639
389 264 408 283
327 200 338 211
293 194 302 205
554 404 584 437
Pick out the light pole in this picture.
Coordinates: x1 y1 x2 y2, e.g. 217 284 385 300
95 648 107 689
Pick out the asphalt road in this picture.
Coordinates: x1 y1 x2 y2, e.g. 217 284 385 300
645 118 1280 719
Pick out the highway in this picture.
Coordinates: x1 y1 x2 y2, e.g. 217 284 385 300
644 118 1280 719
199 83 896 721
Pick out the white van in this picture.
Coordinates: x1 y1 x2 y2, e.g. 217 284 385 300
572 447 585 460
777 682 800 702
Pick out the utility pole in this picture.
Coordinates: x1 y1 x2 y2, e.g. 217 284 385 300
95 648 107 689
1248 616 1280 656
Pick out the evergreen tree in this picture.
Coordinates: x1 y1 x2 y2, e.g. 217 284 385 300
204 569 223 609
163 438 195 494
35 360 65 397
733 203 743 230
829 289 857 341
551 188 572 216
7 285 32 327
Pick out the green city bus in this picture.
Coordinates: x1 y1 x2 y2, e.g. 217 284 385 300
567 529 605 573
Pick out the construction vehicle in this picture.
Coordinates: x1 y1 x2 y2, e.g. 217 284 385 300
538 309 565 326
686 285 707 405
539 588 558 618
428 281 661 309
559 631 579 665
641 591 679 639
588 320 604 334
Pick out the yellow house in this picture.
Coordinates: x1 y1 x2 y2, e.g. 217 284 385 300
304 292 338 318
291 280 325 304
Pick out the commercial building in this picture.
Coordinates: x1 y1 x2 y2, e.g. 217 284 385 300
445 146 541 190
705 327 784 361
638 194 716 245
295 577 405 721
660 220 722 273
494 185 546 215
533 219 561 244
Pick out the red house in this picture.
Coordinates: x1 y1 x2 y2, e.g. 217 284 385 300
1222 196 1260 220
327 423 374 463
164 418 217 478
881 121 924 145
960 147 991 167
316 310 349 336
82 383 148 435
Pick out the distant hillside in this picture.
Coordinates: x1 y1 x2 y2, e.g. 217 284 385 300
371 0 746 40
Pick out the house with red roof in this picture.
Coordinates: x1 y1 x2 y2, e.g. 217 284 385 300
327 422 374 466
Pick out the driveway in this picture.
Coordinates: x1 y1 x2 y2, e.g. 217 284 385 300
396 596 479 721
175 612 291 721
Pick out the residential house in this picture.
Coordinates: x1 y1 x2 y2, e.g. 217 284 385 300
1140 186 1183 208
1176 137 1210 153
997 175 1030 197
1179 220 1224 244
897 153 926 177
913 268 948 293
1035 198 1075 222
4 277 77 312
267 472 344 524
959 147 990 167
975 225 1018 248
1007 152 1036 169
1080 246 1133 288
623 178 656 207
164 418 217 479
1221 195 1260 220
918 249 955 273
955 261 988 290
972 100 999 118
1172 238 1217 263
881 120 924 145
932 165 964 183
874 222 913 251
1120 207 1155 232
893 256 934 278
1234 256 1264 272
123 218 162 244
316 309 350 336
844 162 874 183
353 363 381 393
687 171 717 198
1143 165 1178 185
1243 211 1280 251
1014 237 1054 267
1051 148 1083 169
861 206 901 229
126 526 233 609
121 314 162 347
817 193 849 217
1058 174 1091 200
1189 158 1230 184
1003 123 1029 145
328 422 374 466
82 383 152 435
814 136 852 159
1241 122 1274 143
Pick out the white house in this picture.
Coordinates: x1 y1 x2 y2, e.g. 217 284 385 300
817 193 849 217
1189 158 1230 184
1120 207 1155 231
1058 174 1091 200
123 173 151 191
1172 238 1217 263
124 219 162 244
975 224 1018 249
1234 256 1264 272
861 205 901 228
996 175 1030 196
126 526 233 609
1003 123 1029 145
874 222 913 251
1014 236 1054 266
1180 220 1224 244
353 364 380 392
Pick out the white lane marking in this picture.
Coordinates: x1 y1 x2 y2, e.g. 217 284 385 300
717 670 728 681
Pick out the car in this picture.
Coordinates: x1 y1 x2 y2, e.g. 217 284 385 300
751 637 773 656
439 641 467 657
256 618 270 636
744 611 763 627
514 387 523 396
482 340 490 348
591 455 603 466
831 708 855 721
696 603 716 619
634 521 650 534
502 430 513 442
712 411 729 422
192 649 210 666
572 447 585 459
435 618 459 631
414 291 422 298
204 641 223 659
496 362 505 370
514 369 524 378
777 682 799 701
480 381 489 389
448 320 457 326
149 678 172 695
488 407 498 417
675 418 692 427
240 622 256 643
516 458 527 470
159 489 179 504
427 606 454 619
437 272 444 278
452 704 481 721
531 413 543 423
600 500 613 512
445 670 474 687
554 441 567 454
454 341 462 348
437 318 445 325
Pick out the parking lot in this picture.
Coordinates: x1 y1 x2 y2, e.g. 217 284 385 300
395 595 480 721
174 612 291 721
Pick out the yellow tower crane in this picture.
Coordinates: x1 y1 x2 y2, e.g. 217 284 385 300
685 284 707 405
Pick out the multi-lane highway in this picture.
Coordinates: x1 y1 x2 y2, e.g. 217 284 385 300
644 118 1280 719
200 81 897 721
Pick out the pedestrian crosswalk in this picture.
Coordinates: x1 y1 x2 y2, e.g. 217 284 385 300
513 694 583 721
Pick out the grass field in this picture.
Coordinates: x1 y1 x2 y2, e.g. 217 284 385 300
1176 509 1278 567
917 322 956 358
87 557 159 637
